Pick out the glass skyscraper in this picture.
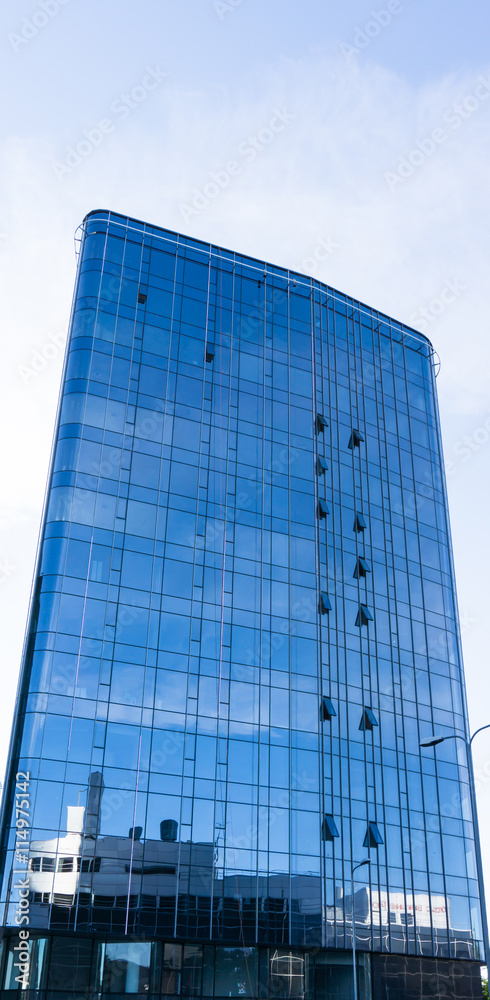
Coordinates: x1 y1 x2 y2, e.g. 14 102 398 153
0 209 485 998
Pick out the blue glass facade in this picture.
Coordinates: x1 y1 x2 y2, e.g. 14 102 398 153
0 210 485 997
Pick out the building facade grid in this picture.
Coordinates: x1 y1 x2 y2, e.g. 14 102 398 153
0 210 484 997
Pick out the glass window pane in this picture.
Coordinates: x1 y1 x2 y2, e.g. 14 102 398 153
214 946 258 997
103 941 152 994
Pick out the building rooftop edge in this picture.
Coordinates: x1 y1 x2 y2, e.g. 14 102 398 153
82 208 435 353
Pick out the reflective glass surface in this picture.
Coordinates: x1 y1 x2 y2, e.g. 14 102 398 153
0 211 484 972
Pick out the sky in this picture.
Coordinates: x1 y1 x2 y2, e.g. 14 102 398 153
1 0 490 909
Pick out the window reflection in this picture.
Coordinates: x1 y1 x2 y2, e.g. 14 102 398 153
214 946 257 997
3 936 48 991
102 940 152 993
161 943 182 995
269 950 308 999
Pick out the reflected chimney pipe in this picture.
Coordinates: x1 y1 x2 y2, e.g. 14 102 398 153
160 819 178 842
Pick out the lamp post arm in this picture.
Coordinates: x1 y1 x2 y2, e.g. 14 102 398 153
444 724 490 747
470 724 490 746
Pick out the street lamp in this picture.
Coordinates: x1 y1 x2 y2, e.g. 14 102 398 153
420 724 490 749
420 724 490 963
351 859 371 1000
419 735 445 748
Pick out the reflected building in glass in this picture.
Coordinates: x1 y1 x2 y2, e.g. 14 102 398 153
0 210 485 998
